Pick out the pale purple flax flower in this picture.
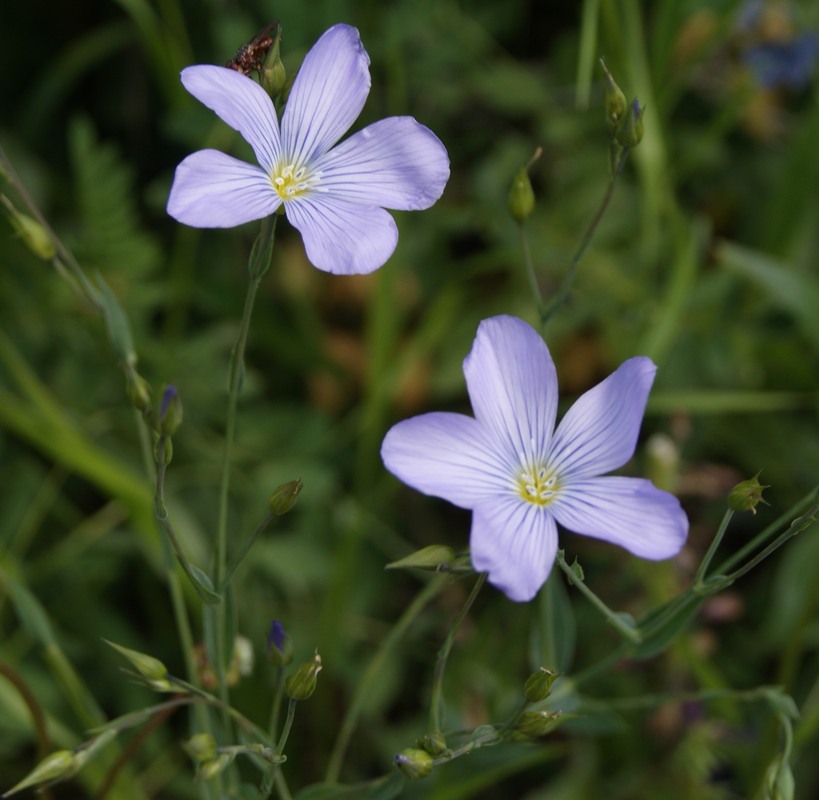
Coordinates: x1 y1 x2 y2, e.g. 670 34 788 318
381 315 688 602
167 24 450 275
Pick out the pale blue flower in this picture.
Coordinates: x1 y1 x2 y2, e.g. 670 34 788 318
167 24 450 275
381 315 688 602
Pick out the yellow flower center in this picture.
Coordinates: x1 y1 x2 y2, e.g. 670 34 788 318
518 464 560 507
272 163 313 200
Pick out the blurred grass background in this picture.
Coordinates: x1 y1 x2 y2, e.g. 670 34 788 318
1 0 818 797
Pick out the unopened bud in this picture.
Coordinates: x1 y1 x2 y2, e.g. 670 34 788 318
285 650 322 700
615 99 645 149
126 370 152 414
197 753 234 781
523 668 559 703
728 471 770 515
517 709 563 737
2 196 56 261
2 750 77 796
765 756 795 800
105 640 176 691
158 384 183 437
421 730 447 756
183 733 218 764
386 544 457 571
267 620 293 667
268 479 303 515
600 59 627 133
261 23 286 97
394 747 434 780
508 167 535 223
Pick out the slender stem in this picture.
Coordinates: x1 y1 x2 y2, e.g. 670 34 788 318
268 668 285 740
275 699 297 759
519 222 544 312
693 508 734 588
214 215 277 692
429 573 487 734
556 551 641 643
221 511 275 591
541 147 630 327
154 437 215 602
325 574 447 783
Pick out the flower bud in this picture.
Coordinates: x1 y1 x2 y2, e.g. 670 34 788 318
523 668 559 703
158 384 183 437
2 750 78 796
508 167 535 224
105 639 176 691
421 730 447 756
126 370 152 415
1 196 56 261
394 748 434 780
765 756 795 800
197 753 234 781
285 650 322 700
728 472 770 515
516 709 563 737
183 733 218 764
615 99 645 149
268 479 303 515
600 59 627 133
261 23 286 98
386 544 457 571
267 620 294 667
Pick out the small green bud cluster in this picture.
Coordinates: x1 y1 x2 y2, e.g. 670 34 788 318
600 59 644 147
523 667 559 703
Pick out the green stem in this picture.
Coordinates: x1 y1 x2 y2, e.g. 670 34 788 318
429 573 487 735
519 222 543 313
275 699 297 759
325 574 447 783
541 147 630 327
154 437 218 604
268 668 285 740
221 511 275 591
556 551 641 643
693 508 734 588
214 215 277 691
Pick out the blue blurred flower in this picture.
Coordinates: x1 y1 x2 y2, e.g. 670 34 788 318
167 24 450 275
381 316 688 602
744 33 819 89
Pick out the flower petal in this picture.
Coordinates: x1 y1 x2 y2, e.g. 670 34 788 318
381 412 509 508
549 357 656 479
284 195 397 274
470 498 558 602
551 476 688 559
180 65 281 171
282 25 370 166
167 150 281 228
463 316 559 468
314 117 449 209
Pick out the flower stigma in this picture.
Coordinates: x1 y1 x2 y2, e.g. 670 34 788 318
517 462 560 506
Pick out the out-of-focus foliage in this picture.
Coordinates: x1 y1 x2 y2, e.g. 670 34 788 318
1 0 818 798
